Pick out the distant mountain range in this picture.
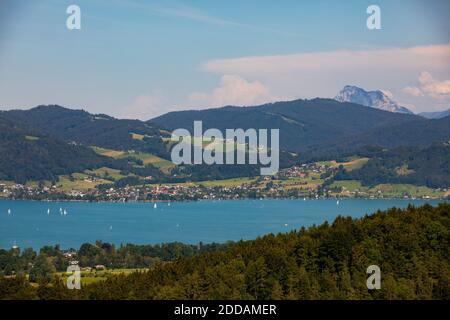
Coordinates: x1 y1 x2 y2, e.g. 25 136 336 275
335 85 413 114
150 98 449 155
419 108 450 119
1 98 450 183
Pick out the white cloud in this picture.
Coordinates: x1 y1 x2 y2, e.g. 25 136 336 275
188 75 279 108
124 45 450 119
402 71 450 100
120 91 168 120
402 86 424 97
418 71 450 98
123 76 278 119
204 45 450 76
201 44 450 113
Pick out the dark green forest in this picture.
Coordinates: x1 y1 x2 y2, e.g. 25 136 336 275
1 203 448 300
1 104 450 186
2 105 170 158
335 144 450 188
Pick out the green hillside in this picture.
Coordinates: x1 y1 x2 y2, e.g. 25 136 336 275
150 99 450 153
0 115 123 183
335 144 450 188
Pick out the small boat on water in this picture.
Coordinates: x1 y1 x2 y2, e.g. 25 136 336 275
47 209 50 215
63 209 67 215
7 208 11 215
337 200 340 205
153 203 157 209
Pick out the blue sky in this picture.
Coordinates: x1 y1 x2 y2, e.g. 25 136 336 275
0 0 449 119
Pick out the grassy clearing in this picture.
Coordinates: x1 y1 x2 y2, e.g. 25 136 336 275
198 177 257 187
87 167 127 181
55 268 147 285
330 180 366 192
24 135 39 141
281 177 324 190
368 184 446 198
56 173 111 191
317 157 369 171
395 165 415 176
343 158 370 171
92 146 175 173
330 180 446 198
130 133 145 140
118 151 175 172
91 146 125 158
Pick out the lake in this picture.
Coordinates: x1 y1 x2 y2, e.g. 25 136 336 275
0 199 446 249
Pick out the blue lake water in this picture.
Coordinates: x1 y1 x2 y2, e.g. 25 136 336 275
0 199 446 249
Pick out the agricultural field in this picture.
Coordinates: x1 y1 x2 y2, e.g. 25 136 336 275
86 167 128 181
130 133 145 140
279 177 324 190
330 180 366 192
118 151 175 172
317 157 369 171
54 268 147 286
55 173 111 192
92 146 175 173
368 184 446 198
329 180 446 198
91 146 125 158
198 177 257 188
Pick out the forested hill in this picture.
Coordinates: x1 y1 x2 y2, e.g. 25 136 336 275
1 103 449 185
318 116 450 153
335 143 450 188
0 114 121 183
150 99 450 153
1 105 170 158
1 203 449 299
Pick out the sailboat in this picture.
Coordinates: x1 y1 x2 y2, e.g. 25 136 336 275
63 209 67 215
7 208 11 215
336 200 340 205
153 203 157 209
47 208 50 215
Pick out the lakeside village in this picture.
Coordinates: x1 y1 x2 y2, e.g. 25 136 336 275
1 162 448 202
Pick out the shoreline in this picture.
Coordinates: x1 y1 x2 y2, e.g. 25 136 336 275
0 196 448 203
1 200 447 251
